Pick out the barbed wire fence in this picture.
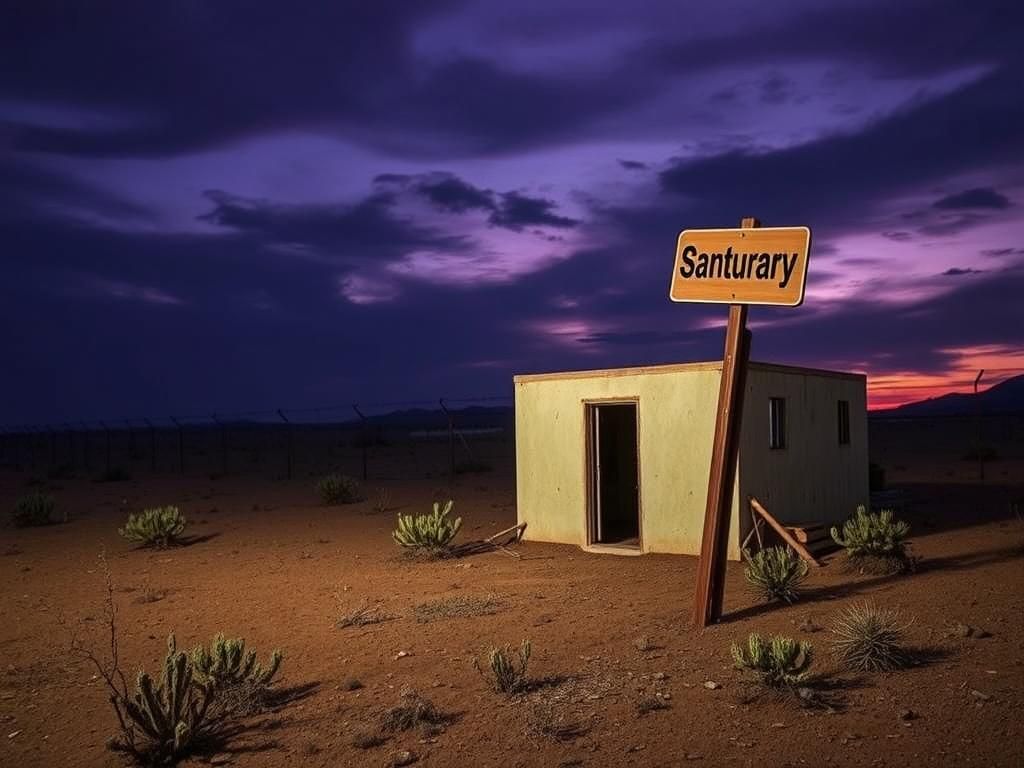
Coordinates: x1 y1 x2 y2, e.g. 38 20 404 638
0 394 516 485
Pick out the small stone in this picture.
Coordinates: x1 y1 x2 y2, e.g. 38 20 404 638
898 709 917 721
703 681 720 690
7 731 20 739
970 689 991 701
685 753 704 760
653 672 666 681
340 677 363 691
390 750 418 767
394 651 411 660
209 756 232 766
952 622 973 638
797 617 823 633
661 692 672 700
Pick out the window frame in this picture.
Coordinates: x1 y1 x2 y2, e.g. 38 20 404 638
768 396 786 450
837 399 851 445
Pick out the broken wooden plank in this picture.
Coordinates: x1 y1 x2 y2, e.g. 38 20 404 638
748 497 821 567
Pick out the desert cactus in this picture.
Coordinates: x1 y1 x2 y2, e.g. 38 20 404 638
317 473 363 504
12 492 55 527
118 506 187 548
192 634 282 691
477 640 531 694
393 499 462 553
110 634 214 764
743 546 808 603
731 633 813 687
831 505 912 572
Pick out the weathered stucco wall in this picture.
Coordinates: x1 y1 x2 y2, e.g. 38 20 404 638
737 366 869 539
514 363 743 558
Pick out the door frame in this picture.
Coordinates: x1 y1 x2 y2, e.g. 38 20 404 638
583 397 642 550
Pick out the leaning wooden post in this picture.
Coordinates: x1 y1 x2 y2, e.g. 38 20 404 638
692 216 759 627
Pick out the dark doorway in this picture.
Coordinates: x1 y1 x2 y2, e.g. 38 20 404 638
587 402 640 547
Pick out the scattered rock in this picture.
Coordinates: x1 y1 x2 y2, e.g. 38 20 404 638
685 753 703 760
390 749 418 767
653 672 666 681
7 730 20 739
209 756 232 766
970 689 991 702
797 617 823 633
340 677 364 691
951 622 992 639
898 709 917 721
394 651 411 660
703 681 720 690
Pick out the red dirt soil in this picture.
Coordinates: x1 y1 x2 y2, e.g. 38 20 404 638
0 457 1022 768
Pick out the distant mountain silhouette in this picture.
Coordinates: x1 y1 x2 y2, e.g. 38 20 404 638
874 373 1024 417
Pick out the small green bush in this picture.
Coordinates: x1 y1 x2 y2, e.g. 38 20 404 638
317 473 363 505
731 633 813 687
192 634 283 715
476 640 531 694
118 506 187 548
743 546 808 603
12 492 55 527
831 505 912 572
830 602 911 672
108 634 215 765
393 499 462 554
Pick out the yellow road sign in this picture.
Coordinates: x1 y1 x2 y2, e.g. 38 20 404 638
669 226 811 306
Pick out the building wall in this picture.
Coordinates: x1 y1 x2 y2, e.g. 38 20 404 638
737 366 869 540
514 363 743 558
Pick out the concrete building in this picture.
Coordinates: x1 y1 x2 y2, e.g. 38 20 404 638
514 361 868 559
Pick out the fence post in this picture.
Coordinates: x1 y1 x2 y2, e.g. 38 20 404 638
352 405 368 481
100 421 112 474
277 409 292 480
144 419 157 472
439 398 455 482
170 417 184 474
211 414 227 476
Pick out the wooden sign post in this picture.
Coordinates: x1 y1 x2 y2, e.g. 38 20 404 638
668 218 811 627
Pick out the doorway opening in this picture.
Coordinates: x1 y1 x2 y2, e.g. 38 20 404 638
586 401 640 548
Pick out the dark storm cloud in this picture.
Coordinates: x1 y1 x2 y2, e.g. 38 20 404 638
0 156 149 224
618 160 648 171
644 0 1022 79
933 187 1012 210
489 192 577 230
198 189 463 257
658 66 1024 235
943 267 984 276
375 171 577 230
413 174 497 213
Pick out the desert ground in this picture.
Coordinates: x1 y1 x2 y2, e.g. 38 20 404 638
0 430 1022 768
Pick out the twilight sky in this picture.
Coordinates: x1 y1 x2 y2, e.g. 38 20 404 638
3 0 1024 424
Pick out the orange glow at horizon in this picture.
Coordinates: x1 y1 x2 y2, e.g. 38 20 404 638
866 344 1024 410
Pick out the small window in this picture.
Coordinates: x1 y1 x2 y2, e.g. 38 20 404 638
769 397 786 449
837 400 850 445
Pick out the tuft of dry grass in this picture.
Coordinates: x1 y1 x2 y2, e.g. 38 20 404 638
526 700 588 742
380 688 449 733
414 594 505 623
830 602 912 672
336 602 398 629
